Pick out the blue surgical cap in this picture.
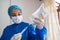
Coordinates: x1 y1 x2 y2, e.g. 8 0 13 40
8 5 22 16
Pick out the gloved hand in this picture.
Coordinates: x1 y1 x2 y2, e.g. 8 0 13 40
33 17 44 29
11 33 22 40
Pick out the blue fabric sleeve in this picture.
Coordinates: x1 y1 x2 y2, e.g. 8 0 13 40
28 24 36 40
28 24 47 40
36 26 47 40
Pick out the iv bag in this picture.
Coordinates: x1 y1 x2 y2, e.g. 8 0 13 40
32 3 48 20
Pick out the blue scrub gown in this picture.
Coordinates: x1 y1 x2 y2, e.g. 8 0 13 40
0 22 47 40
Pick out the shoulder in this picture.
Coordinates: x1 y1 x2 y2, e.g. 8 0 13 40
21 21 29 25
4 24 13 29
20 21 30 27
3 24 15 32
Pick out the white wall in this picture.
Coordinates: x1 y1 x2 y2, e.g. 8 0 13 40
0 0 10 37
0 0 41 37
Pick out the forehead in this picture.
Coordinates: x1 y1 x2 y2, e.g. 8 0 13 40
12 9 20 13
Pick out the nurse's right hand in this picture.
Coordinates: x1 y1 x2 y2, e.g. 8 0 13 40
11 33 22 40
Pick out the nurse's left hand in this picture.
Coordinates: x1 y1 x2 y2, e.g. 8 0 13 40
11 33 22 40
33 17 44 29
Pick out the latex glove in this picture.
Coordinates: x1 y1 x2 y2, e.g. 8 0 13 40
33 17 44 29
11 33 22 40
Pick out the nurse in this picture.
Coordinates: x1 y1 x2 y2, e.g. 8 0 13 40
0 5 47 40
